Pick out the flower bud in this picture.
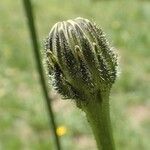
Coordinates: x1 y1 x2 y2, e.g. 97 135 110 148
45 17 117 101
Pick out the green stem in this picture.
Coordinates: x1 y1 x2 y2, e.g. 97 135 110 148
83 93 115 150
22 0 61 149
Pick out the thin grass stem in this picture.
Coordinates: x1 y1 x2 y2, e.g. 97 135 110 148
22 0 61 149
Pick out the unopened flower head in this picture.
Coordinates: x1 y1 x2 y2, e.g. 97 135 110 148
45 17 117 101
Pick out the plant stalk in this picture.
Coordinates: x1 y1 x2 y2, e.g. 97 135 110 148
22 0 61 149
83 93 115 150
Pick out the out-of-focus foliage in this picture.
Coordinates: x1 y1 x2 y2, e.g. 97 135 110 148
0 0 149 149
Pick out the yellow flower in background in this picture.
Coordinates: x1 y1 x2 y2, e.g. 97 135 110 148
56 126 67 136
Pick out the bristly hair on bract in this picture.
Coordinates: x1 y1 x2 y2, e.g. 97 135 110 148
44 17 118 102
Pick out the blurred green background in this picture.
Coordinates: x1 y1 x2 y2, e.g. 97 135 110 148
0 0 149 149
